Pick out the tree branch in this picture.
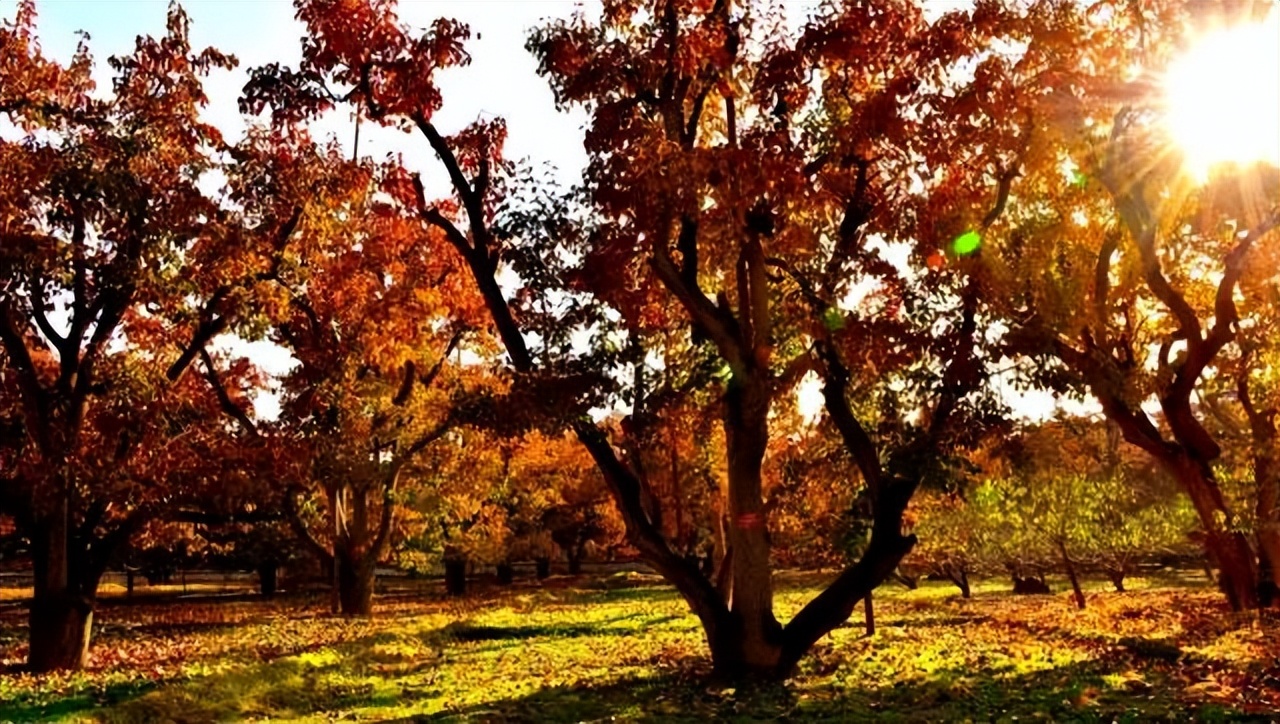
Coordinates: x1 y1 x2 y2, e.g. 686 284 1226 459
199 348 259 437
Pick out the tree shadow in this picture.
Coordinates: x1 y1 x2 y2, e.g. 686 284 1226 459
0 679 160 722
404 657 1268 724
438 613 680 644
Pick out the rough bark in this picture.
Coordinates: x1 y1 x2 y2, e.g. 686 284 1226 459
26 503 109 672
720 374 782 675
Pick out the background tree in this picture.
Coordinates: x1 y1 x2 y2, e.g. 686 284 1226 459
991 0 1280 610
231 128 487 615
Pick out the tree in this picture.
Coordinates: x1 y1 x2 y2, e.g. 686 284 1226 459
227 127 487 615
0 4 292 670
904 494 979 598
990 0 1280 609
242 0 1088 678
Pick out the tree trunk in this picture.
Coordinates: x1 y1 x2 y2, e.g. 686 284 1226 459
1253 436 1280 606
496 561 514 585
1058 541 1086 610
1105 565 1127 593
719 376 782 676
1172 456 1260 610
29 596 93 672
258 564 279 598
444 558 467 596
1012 573 1051 595
27 505 96 672
535 557 551 580
945 564 971 598
862 592 875 636
336 553 374 615
567 545 583 575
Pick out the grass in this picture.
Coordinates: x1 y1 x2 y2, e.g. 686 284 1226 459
0 570 1277 723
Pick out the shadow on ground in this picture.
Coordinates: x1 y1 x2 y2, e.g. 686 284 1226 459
405 660 1270 724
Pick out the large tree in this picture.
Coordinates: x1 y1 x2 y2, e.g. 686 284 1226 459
242 0 1087 678
0 4 292 670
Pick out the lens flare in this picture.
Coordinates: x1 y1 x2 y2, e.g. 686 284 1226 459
1163 11 1280 179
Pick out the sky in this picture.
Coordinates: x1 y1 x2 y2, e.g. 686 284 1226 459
4 0 1077 423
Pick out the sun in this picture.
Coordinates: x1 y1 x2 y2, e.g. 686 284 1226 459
1163 9 1280 180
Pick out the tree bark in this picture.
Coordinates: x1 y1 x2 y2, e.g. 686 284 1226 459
27 504 96 672
1170 456 1260 610
336 552 374 616
1251 427 1280 606
1058 541 1086 610
719 374 782 676
496 561 514 585
862 592 875 637
535 557 551 580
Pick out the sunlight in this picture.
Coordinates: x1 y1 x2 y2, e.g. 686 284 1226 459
1163 10 1280 180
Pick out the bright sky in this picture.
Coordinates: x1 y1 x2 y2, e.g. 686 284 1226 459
7 0 1072 423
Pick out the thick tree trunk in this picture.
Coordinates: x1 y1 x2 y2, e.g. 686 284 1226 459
336 553 374 616
719 377 782 676
862 593 875 636
496 562 514 585
1172 456 1260 610
444 557 467 597
535 557 551 580
1253 438 1280 606
28 504 96 672
29 596 93 672
1058 541 1087 610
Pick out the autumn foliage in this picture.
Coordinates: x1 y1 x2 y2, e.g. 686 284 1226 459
0 0 1278 697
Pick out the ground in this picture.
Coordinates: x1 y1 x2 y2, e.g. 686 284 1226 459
0 571 1277 723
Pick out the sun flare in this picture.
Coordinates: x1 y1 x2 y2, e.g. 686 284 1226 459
1163 10 1280 179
